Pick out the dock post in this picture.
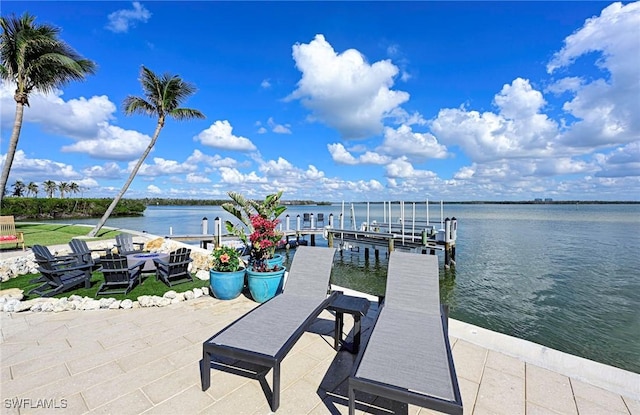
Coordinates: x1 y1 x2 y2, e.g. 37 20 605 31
388 238 394 254
364 247 369 259
202 217 208 234
286 214 290 231
214 217 222 248
329 213 334 228
310 234 316 246
310 213 315 229
328 231 334 248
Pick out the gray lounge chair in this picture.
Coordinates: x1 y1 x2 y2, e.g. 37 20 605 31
201 246 338 411
348 251 463 415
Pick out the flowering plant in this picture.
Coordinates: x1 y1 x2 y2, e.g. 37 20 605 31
249 214 283 272
210 245 243 272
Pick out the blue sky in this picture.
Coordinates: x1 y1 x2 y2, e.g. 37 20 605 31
1 1 639 202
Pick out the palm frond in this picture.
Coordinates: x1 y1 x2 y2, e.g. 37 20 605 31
169 108 205 121
123 96 156 116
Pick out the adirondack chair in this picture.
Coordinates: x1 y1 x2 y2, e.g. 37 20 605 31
97 253 145 295
31 244 93 286
28 245 94 297
69 239 106 271
153 247 193 287
0 215 25 250
114 233 145 256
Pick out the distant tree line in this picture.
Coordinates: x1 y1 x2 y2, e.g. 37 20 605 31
0 198 145 220
5 180 84 198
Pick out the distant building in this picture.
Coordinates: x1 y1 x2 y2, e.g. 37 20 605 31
545 198 553 202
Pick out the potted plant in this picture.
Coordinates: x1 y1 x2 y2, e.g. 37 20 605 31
209 245 246 300
222 191 287 302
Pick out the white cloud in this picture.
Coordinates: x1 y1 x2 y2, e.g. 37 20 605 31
547 2 640 147
261 79 271 89
327 143 357 165
594 141 640 178
106 1 151 33
185 173 212 184
430 78 558 162
378 124 448 161
82 162 123 179
134 157 198 176
327 143 390 165
1 150 83 182
1 82 116 139
185 149 237 168
218 167 266 184
259 157 294 177
287 34 410 139
147 184 162 194
194 120 257 151
61 123 151 160
385 157 437 179
268 117 292 134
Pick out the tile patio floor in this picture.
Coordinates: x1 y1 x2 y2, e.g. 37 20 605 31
1 292 639 414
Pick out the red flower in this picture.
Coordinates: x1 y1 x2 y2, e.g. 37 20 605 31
220 253 230 263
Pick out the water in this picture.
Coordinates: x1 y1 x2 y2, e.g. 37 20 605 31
43 203 640 373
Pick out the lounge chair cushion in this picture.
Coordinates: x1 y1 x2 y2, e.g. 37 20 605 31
354 307 455 402
210 294 324 357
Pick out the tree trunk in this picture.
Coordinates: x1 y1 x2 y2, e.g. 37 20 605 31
0 102 25 201
87 119 164 237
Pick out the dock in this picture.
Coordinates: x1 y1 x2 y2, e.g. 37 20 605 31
165 200 459 267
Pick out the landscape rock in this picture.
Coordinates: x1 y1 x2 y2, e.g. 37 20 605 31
0 288 24 301
163 290 177 299
120 299 133 309
193 288 203 298
195 269 209 281
109 300 122 309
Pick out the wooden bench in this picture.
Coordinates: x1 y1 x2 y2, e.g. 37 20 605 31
0 215 25 250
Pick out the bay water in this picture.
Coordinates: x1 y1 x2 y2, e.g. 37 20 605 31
44 203 640 373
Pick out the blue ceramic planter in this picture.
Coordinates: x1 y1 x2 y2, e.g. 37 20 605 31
209 268 246 300
246 266 286 303
267 254 284 268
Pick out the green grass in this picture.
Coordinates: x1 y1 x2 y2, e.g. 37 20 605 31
1 222 209 300
0 223 121 251
0 270 209 301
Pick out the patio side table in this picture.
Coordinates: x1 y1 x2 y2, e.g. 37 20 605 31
327 293 370 354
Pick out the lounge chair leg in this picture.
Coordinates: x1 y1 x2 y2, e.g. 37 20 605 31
201 351 211 391
348 384 356 415
271 362 281 411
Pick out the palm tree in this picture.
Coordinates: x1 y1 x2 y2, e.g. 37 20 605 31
69 182 80 197
11 180 25 197
27 181 38 197
87 66 204 237
0 12 96 202
43 180 57 198
58 181 70 198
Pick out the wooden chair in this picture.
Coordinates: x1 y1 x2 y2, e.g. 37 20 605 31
97 253 145 295
0 215 25 250
153 247 193 287
69 239 106 271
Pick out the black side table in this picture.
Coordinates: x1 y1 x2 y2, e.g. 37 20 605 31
327 294 370 354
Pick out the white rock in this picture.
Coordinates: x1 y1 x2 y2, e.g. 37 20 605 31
183 290 194 301
201 286 209 296
158 297 171 307
193 288 203 298
132 301 140 308
82 300 101 310
120 299 133 309
99 298 115 308
170 298 181 304
109 300 122 309
195 270 209 281
163 290 177 299
138 295 152 307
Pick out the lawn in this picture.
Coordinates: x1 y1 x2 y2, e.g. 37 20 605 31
0 270 209 301
1 223 121 250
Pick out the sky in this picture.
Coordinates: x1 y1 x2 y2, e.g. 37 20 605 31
1 1 639 202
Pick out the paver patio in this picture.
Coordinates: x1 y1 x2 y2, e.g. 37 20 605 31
2 291 639 415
